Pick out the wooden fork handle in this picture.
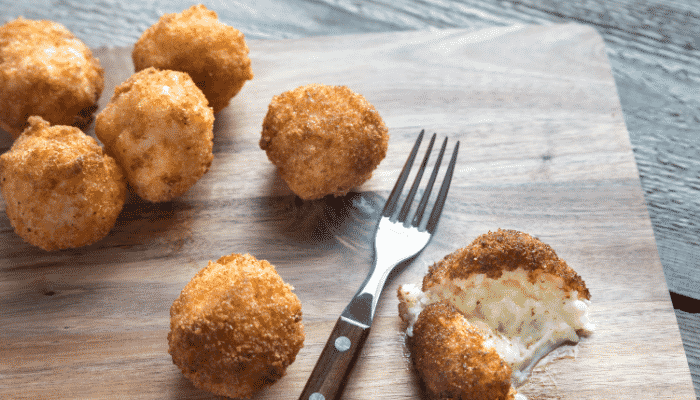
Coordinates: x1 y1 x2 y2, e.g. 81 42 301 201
298 316 371 400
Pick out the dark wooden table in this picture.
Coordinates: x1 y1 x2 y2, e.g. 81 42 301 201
2 0 699 397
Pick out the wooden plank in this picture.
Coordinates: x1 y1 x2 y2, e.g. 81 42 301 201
0 24 694 399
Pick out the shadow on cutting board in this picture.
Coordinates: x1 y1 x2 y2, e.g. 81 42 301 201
670 292 700 313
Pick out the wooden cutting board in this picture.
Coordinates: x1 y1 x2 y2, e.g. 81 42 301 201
0 23 695 399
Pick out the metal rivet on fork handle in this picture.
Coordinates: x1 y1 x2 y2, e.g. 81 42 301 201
335 336 351 352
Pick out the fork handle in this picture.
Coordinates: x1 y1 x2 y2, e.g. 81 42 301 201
298 316 371 400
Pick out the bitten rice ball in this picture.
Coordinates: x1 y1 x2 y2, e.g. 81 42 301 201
398 229 594 399
95 67 214 203
0 116 126 251
260 84 389 200
132 4 253 113
0 17 104 138
168 253 305 399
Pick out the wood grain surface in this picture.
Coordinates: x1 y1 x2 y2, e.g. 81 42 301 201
7 1 699 394
0 24 695 399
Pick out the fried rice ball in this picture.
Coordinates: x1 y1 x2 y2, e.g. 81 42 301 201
95 67 214 203
0 17 104 138
260 84 389 200
0 116 126 251
398 229 594 399
132 4 253 113
168 253 305 399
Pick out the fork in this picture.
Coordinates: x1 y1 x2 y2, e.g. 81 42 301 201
298 130 459 400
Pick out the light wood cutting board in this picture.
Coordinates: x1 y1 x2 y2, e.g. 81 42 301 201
0 23 695 399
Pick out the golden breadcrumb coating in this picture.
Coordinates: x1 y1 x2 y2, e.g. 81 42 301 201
0 17 104 138
168 253 305 399
412 302 515 400
132 4 253 113
423 229 590 299
0 116 126 251
260 83 389 200
95 67 214 203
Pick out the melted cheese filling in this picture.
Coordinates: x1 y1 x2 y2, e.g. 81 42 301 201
400 268 594 387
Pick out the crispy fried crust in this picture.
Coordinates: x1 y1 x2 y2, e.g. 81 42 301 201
0 17 104 138
95 67 214 203
423 229 590 300
168 253 305 399
0 116 126 250
412 302 515 400
132 4 253 113
260 83 389 200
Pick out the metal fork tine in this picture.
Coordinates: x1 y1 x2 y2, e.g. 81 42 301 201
412 136 448 228
397 133 436 223
425 141 459 233
382 129 425 218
